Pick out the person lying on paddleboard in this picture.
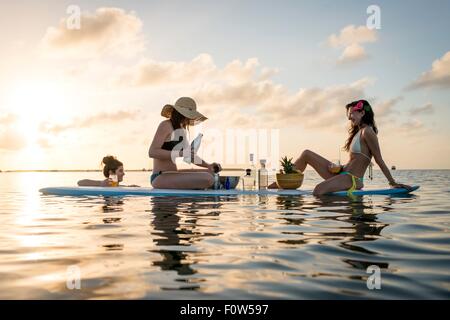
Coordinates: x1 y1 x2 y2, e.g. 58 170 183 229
148 97 222 189
77 156 140 187
269 100 412 196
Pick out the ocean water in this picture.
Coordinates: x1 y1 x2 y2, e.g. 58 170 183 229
0 170 449 299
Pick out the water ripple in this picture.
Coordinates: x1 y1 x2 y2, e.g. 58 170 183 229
0 170 449 299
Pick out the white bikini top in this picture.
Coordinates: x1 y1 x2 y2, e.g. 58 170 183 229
350 130 372 161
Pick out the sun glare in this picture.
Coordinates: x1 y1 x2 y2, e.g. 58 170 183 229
7 81 67 120
6 80 69 150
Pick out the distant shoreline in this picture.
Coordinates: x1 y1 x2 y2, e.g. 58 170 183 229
0 169 448 173
0 168 245 173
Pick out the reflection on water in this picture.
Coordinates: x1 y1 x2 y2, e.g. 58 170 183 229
151 197 203 278
0 171 449 299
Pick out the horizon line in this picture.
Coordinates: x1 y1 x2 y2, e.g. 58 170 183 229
1 168 449 173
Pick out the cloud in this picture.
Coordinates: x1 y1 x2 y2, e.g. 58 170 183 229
409 103 434 115
65 45 407 133
0 128 27 151
193 74 374 130
398 119 425 132
0 114 26 150
408 51 450 89
0 114 18 126
338 43 367 64
328 25 377 48
40 109 141 134
116 54 217 86
37 137 52 149
255 78 374 130
327 25 377 65
40 7 144 59
362 98 434 135
114 54 278 87
374 96 403 119
110 50 410 133
194 79 286 108
113 51 378 130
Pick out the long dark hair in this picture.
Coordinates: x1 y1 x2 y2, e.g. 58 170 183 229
344 100 378 152
170 109 189 130
102 156 123 178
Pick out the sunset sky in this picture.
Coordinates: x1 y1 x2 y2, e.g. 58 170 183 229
0 0 449 170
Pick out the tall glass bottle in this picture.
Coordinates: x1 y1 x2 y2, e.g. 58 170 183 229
258 159 268 190
249 153 256 189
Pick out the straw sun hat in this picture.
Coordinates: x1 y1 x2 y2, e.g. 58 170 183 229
161 97 207 125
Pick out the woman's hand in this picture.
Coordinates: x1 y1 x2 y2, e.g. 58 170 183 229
207 162 222 173
328 163 342 174
100 179 112 187
390 182 413 191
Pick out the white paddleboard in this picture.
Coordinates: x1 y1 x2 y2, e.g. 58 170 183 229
39 186 419 197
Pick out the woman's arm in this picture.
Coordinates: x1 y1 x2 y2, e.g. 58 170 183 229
189 149 222 172
77 179 109 187
77 179 140 187
363 127 412 190
148 121 181 160
183 139 222 172
193 156 210 169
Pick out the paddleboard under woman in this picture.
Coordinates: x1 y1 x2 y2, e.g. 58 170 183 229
270 100 412 196
148 97 222 189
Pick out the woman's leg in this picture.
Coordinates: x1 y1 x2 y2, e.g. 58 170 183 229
313 174 363 196
151 172 214 189
177 169 211 173
268 149 335 189
294 149 335 180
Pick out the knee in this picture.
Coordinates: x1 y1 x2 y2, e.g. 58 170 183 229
313 184 326 196
151 178 162 189
301 149 312 159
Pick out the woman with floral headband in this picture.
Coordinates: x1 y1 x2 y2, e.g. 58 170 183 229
270 100 412 196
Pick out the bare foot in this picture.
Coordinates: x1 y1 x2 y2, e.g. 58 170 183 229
268 182 278 189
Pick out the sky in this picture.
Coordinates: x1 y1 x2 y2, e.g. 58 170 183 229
0 0 449 170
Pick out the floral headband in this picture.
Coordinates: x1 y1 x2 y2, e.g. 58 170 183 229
351 100 370 112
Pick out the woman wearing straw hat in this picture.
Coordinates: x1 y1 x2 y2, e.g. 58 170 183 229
148 97 222 189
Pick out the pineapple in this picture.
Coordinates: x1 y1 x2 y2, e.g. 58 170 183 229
280 156 298 174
